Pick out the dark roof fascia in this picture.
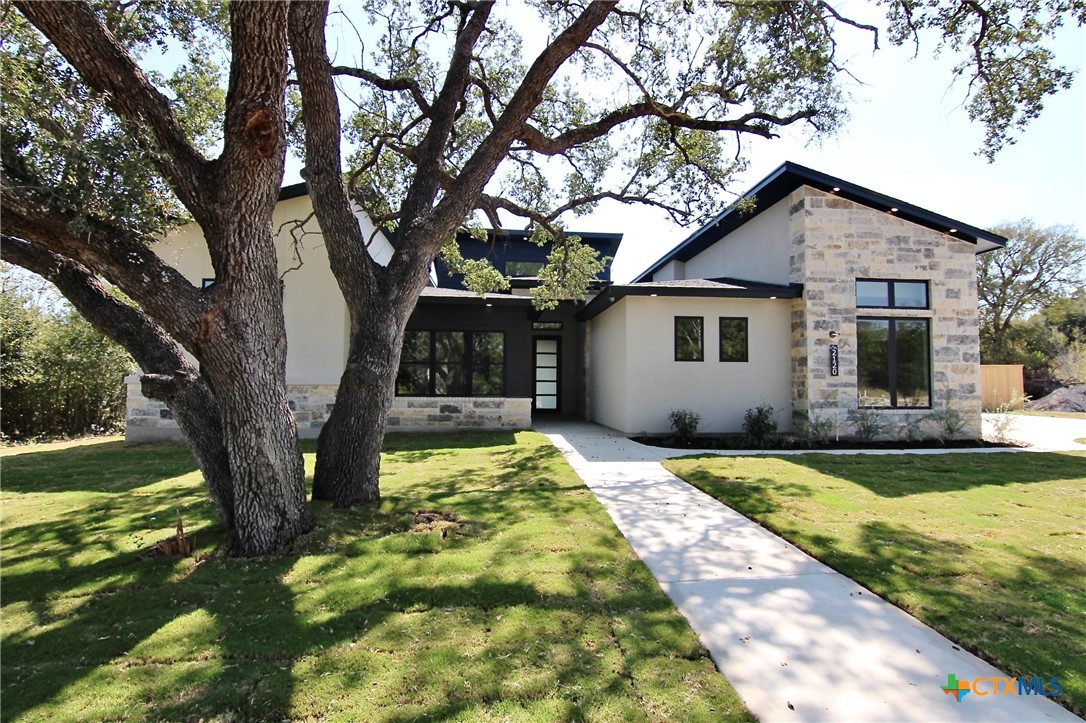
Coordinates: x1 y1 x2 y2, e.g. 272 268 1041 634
633 161 1008 282
278 182 309 201
416 293 533 307
576 281 803 321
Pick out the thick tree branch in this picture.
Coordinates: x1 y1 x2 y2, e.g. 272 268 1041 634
14 0 210 215
1 172 203 348
290 0 379 308
423 1 616 258
331 65 432 114
1 235 235 527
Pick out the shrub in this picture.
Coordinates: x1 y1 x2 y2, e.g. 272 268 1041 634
743 404 777 447
927 388 967 442
807 413 833 444
899 415 925 442
851 407 884 442
1 274 135 439
668 409 701 445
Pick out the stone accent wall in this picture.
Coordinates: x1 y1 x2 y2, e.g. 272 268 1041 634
124 375 532 443
385 396 531 432
789 187 982 440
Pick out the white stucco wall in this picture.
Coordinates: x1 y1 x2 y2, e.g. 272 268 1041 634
588 296 792 434
682 196 792 284
152 194 390 384
587 298 629 431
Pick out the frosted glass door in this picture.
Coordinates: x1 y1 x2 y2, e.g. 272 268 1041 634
533 337 559 411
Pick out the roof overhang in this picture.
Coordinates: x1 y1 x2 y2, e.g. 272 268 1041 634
577 278 803 321
634 161 1008 282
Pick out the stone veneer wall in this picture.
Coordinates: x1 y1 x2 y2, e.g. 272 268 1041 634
789 186 982 440
124 375 531 443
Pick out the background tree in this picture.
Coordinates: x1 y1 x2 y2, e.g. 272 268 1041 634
978 219 1086 364
290 0 1082 506
5 1 310 554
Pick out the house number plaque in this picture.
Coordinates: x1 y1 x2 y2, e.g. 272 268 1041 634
829 344 839 376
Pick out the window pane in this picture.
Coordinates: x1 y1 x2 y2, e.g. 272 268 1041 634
857 319 891 407
893 281 928 309
856 280 890 308
895 319 930 406
396 362 429 395
506 260 544 276
435 362 465 395
435 331 465 362
471 332 504 395
535 339 558 353
719 317 748 362
536 367 557 381
401 330 431 362
675 317 704 361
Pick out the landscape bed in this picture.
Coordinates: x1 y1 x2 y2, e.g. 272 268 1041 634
1 433 752 722
664 452 1086 717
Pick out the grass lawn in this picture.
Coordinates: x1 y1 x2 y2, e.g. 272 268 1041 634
665 452 1086 717
1 432 751 722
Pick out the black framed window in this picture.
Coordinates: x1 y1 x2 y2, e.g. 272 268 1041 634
674 317 704 361
856 279 929 309
396 331 505 396
719 317 748 362
857 318 931 407
506 260 545 277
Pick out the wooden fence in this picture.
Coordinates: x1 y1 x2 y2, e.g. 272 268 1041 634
980 365 1025 410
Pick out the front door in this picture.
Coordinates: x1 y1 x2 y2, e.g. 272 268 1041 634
533 337 560 412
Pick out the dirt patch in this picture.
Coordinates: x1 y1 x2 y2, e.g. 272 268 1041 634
410 510 463 538
1026 384 1086 413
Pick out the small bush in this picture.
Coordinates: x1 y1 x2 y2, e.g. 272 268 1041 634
807 413 833 444
743 404 777 447
668 409 701 445
928 388 967 441
851 407 884 442
899 416 925 442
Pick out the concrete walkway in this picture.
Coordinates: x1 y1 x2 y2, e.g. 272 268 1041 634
537 421 1080 723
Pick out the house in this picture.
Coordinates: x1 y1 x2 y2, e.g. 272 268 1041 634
125 161 1004 442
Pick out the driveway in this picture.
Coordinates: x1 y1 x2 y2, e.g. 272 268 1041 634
983 412 1086 451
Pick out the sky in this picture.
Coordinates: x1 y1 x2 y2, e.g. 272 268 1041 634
288 3 1086 284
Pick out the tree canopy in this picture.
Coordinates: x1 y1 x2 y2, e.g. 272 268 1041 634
2 0 1082 552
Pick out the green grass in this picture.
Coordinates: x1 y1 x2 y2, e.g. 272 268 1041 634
665 452 1086 717
1 433 751 722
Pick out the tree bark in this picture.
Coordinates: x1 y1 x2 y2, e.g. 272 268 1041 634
0 237 236 527
15 0 312 555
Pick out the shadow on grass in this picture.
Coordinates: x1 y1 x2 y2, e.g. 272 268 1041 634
778 452 1086 497
0 441 200 494
3 432 745 721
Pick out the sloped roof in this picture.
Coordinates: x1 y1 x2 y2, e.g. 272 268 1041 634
634 161 1007 282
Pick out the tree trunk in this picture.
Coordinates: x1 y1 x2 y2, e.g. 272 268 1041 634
141 371 234 527
313 294 415 506
196 269 313 555
0 237 236 527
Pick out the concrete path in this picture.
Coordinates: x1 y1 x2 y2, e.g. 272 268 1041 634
983 412 1086 452
537 421 1080 723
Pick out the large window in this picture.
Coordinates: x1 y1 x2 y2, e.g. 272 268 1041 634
396 331 505 396
674 317 704 361
857 318 931 407
856 279 929 309
719 317 749 362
